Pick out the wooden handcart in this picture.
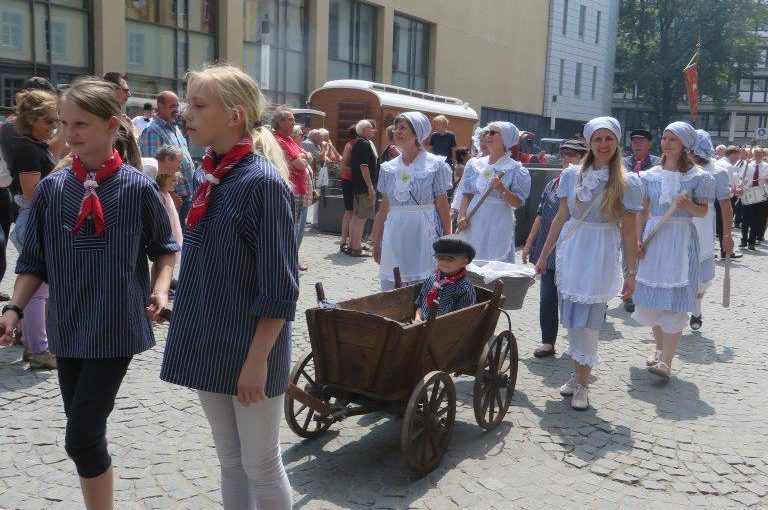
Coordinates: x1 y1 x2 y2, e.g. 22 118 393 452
285 270 520 475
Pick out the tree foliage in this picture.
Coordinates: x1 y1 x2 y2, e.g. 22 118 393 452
616 0 768 129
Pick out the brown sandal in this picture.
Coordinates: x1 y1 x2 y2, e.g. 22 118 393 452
348 248 371 257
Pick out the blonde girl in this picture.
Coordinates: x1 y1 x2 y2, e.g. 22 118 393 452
0 77 179 509
534 117 642 410
159 64 298 510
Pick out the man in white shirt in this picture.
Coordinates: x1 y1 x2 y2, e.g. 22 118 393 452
132 103 154 136
714 146 744 259
738 147 768 250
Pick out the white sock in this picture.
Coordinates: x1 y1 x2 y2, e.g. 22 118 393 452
693 296 703 317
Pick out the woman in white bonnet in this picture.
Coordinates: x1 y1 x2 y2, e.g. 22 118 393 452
633 121 714 380
456 121 531 262
371 112 453 291
534 116 642 410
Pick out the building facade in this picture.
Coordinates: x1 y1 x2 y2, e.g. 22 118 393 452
541 0 620 139
1 0 555 134
613 33 768 147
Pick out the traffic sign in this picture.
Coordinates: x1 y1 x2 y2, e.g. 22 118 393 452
756 127 768 139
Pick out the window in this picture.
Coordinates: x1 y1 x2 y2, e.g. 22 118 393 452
392 14 429 91
562 0 568 35
759 48 768 68
243 0 308 106
578 5 586 38
1 11 22 50
739 78 768 103
125 0 216 97
1 76 26 110
128 32 145 67
575 62 582 96
591 65 597 99
733 113 768 139
48 20 67 59
558 59 565 95
595 10 601 44
328 0 377 81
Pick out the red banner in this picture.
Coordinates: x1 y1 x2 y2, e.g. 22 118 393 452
683 46 700 122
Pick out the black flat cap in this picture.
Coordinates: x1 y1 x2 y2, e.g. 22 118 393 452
559 139 588 153
433 235 475 262
630 129 653 140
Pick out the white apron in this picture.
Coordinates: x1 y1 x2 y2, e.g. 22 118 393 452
692 204 716 262
556 218 622 304
637 216 691 288
380 205 438 283
459 196 516 262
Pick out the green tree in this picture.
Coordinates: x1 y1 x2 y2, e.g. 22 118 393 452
615 0 768 130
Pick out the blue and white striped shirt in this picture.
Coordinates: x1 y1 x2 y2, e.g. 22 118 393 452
415 273 476 319
160 153 299 397
15 165 180 358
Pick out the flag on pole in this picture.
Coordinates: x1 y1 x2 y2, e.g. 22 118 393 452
683 43 700 122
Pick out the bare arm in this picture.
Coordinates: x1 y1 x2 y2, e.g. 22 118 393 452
522 215 542 264
719 198 735 253
292 154 309 170
620 211 639 299
436 194 452 235
19 172 41 203
534 198 571 272
0 274 44 345
372 196 391 264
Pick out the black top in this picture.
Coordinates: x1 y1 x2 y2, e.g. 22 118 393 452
429 131 457 165
350 137 378 194
0 121 55 194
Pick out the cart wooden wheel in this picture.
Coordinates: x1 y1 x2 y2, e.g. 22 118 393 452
284 352 333 438
401 371 456 476
473 330 518 430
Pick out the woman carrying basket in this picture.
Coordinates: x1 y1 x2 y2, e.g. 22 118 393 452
456 122 530 262
632 122 714 380
534 117 642 410
371 112 453 291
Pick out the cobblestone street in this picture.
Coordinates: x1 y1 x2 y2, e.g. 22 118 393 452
1 225 767 510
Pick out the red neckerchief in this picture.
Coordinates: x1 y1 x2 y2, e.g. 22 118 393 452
187 135 253 230
632 156 645 173
552 174 562 193
71 150 122 237
425 268 467 310
753 163 760 187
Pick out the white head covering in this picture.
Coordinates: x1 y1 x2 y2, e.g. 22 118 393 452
692 129 715 160
487 121 520 150
664 121 697 152
355 119 372 136
400 111 432 143
583 116 622 143
471 127 483 152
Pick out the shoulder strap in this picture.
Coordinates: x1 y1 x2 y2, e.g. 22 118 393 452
559 190 606 245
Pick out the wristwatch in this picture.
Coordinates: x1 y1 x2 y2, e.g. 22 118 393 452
2 304 24 320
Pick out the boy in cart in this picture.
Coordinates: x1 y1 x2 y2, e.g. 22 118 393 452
415 235 477 321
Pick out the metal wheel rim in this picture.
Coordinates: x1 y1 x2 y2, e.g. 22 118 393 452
473 330 518 430
284 352 333 438
401 371 456 476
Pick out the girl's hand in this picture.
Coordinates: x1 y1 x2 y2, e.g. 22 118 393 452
0 312 20 347
637 241 646 259
533 258 547 275
145 291 169 323
621 275 636 300
675 192 694 212
456 217 468 232
237 356 268 406
490 176 504 191
521 244 532 264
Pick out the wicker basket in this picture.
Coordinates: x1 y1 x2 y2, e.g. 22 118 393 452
467 266 536 311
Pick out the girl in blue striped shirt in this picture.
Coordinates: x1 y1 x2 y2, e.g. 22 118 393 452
0 77 179 509
159 65 299 510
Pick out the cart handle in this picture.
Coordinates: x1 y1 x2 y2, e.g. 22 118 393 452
315 282 326 302
286 383 334 416
393 267 403 289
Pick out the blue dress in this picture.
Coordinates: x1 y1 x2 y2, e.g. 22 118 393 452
693 162 728 286
556 165 643 330
633 166 715 314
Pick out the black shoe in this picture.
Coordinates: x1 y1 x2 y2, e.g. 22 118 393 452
623 298 635 313
740 240 748 248
728 252 743 259
749 244 756 251
690 315 702 330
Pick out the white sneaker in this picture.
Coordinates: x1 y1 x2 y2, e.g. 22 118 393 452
559 374 576 397
571 384 589 410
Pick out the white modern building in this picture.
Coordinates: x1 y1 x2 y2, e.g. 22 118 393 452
542 0 620 138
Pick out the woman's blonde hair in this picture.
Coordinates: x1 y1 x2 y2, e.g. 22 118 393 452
660 151 694 173
15 89 58 135
185 64 289 184
61 77 121 121
579 145 627 221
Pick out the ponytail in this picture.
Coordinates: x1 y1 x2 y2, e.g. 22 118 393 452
251 126 290 184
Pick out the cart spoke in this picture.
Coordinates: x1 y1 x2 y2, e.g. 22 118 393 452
497 342 511 372
430 380 441 407
495 387 504 411
432 385 448 412
480 384 493 418
436 404 451 417
294 403 308 416
302 409 316 431
419 430 430 465
409 426 426 446
299 369 318 388
493 338 503 369
428 433 440 461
